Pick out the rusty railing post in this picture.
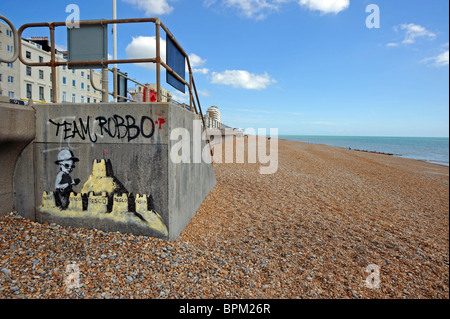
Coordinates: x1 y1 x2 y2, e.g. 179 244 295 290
155 18 161 102
101 67 109 102
49 23 58 103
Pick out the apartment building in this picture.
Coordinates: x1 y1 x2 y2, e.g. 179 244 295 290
58 54 103 104
206 105 221 123
0 22 21 99
1 22 102 103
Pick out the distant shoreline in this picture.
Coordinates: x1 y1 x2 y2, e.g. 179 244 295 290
276 135 449 167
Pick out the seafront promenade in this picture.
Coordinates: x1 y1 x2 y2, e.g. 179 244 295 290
1 137 448 299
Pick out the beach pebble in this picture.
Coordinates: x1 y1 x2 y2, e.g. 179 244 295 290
1 268 11 276
0 139 448 299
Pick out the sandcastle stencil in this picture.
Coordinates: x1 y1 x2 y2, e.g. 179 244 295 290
39 152 168 237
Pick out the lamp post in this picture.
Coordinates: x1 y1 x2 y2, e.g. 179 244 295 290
112 0 118 102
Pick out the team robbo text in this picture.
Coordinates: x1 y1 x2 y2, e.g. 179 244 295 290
48 114 161 143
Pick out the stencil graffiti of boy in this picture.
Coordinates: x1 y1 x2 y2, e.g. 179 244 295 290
54 149 81 209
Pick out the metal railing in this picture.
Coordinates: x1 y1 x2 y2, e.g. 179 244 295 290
0 14 212 157
4 17 205 114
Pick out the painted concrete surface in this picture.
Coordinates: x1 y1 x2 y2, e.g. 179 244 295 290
13 102 216 240
0 101 35 216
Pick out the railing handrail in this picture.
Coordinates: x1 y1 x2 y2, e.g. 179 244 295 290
15 18 196 109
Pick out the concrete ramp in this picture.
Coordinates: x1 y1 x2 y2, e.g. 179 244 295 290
13 102 216 240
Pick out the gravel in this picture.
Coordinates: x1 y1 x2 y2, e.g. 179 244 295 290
0 138 448 299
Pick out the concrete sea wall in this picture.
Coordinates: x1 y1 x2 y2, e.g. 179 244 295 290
5 101 215 240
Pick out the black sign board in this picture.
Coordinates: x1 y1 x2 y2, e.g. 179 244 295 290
166 36 186 93
117 70 128 102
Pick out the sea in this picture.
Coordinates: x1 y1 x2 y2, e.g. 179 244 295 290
279 136 449 167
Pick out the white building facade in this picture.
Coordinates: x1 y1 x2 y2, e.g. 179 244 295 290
0 22 21 99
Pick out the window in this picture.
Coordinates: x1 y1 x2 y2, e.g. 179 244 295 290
39 86 44 101
62 77 67 85
39 70 44 79
39 56 43 63
81 82 85 90
26 66 32 76
0 74 2 82
72 69 75 74
8 76 14 83
87 85 90 92
87 74 90 80
72 80 76 87
50 89 53 102
81 71 84 77
81 96 85 103
93 98 97 103
26 51 31 59
8 62 13 68
63 65 66 71
6 29 13 37
87 97 91 103
8 91 14 99
62 91 67 102
26 84 32 99
7 45 13 52
72 93 76 103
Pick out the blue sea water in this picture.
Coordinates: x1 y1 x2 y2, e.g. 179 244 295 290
279 136 449 166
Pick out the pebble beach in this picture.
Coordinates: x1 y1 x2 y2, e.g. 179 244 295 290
0 137 448 299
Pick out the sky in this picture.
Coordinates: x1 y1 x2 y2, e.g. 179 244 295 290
1 0 449 137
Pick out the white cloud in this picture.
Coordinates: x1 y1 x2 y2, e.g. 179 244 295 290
224 0 280 19
55 44 67 52
126 36 211 76
204 0 293 20
189 53 207 68
188 53 210 74
389 23 436 47
203 0 218 7
298 0 349 15
386 42 399 47
211 70 275 89
205 0 349 19
122 0 174 16
193 68 210 74
198 89 211 97
125 36 167 70
422 49 449 67
400 23 436 44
